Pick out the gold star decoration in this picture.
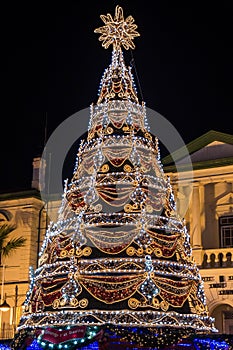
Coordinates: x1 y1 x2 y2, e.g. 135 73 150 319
94 5 140 51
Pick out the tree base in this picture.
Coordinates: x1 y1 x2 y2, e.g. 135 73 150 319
9 325 233 349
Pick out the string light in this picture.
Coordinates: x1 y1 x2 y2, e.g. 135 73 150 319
9 326 232 350
11 5 224 350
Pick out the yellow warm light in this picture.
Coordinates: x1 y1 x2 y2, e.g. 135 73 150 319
94 5 140 51
0 299 10 312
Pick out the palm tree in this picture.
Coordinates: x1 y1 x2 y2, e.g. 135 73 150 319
0 223 26 265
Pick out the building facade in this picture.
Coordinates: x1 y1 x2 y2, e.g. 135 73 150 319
0 130 233 338
164 130 233 334
0 158 61 340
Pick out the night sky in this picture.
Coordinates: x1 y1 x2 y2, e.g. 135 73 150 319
0 1 232 193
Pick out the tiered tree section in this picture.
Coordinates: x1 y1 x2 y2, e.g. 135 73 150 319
13 5 216 350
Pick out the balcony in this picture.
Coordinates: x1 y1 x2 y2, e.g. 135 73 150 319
201 248 233 269
0 323 14 340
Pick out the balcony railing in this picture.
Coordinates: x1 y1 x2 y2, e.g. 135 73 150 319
202 248 233 268
0 323 14 340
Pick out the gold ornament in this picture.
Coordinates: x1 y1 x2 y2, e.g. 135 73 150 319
79 298 88 308
122 125 130 132
94 204 103 212
52 299 60 309
94 5 140 51
136 247 143 256
76 248 83 257
68 248 75 256
83 247 92 256
101 164 109 172
146 247 153 255
126 246 135 256
128 298 139 309
106 126 114 134
152 297 159 308
60 250 67 257
70 298 79 307
60 298 66 307
160 300 169 311
123 164 132 172
146 205 153 213
124 203 132 212
154 248 162 257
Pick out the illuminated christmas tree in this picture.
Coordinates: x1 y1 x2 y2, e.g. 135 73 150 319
12 5 218 350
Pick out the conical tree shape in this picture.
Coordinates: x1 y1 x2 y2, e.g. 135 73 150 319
14 5 217 350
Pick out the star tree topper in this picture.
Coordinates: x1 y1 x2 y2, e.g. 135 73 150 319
94 5 140 51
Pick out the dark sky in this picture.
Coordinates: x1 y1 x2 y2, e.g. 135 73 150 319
0 1 232 193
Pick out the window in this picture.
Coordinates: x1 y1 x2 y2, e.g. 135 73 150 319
219 275 225 283
220 216 233 248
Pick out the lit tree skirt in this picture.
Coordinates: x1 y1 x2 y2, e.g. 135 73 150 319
10 325 233 350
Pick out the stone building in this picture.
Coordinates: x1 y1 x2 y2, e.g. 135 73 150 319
164 130 233 334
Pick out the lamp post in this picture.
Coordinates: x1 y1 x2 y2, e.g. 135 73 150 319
6 285 25 336
0 265 23 339
13 285 19 334
0 264 10 339
0 265 10 311
0 264 5 305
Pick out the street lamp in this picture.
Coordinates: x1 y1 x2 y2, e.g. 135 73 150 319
4 285 26 335
0 296 10 312
0 264 10 311
0 264 11 340
0 265 22 337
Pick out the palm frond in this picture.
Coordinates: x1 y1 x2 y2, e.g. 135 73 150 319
0 223 17 240
0 224 17 253
2 237 27 257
